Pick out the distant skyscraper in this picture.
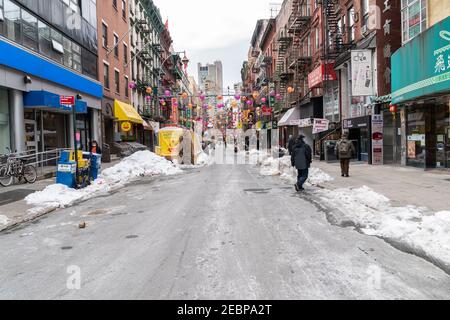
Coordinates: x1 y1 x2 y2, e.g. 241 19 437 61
198 61 223 96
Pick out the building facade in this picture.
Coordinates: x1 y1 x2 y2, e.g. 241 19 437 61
0 0 102 156
391 2 450 170
97 0 135 154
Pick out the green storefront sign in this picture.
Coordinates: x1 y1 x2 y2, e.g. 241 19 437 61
392 16 450 104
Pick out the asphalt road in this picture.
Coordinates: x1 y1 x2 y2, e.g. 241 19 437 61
0 164 449 299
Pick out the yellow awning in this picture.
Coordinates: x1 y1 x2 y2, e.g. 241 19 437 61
114 100 144 124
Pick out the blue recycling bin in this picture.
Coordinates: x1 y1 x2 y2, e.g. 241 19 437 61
56 150 77 188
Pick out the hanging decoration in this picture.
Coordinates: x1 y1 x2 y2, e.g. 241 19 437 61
200 94 206 101
182 92 189 99
165 90 171 97
217 95 223 100
159 99 166 106
252 91 259 99
261 97 267 104
276 93 283 101
287 87 295 94
146 87 152 94
270 90 276 97
234 94 241 100
145 96 151 102
231 100 238 108
129 82 137 90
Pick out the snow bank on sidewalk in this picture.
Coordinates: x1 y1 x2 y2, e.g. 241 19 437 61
25 151 182 213
316 186 450 270
0 215 9 226
259 155 333 186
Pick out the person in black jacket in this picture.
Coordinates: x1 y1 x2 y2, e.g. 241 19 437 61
291 135 312 191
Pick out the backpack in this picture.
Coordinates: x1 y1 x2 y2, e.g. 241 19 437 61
339 140 351 154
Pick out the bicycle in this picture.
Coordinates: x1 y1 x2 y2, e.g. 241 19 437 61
0 149 37 187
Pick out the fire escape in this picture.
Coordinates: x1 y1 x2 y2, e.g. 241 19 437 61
275 26 293 110
287 0 312 106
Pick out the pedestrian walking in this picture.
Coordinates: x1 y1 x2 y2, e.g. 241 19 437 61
287 135 294 156
335 133 356 177
291 135 312 192
90 140 102 155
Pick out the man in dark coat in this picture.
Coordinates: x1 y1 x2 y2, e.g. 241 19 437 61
291 135 312 191
335 133 356 177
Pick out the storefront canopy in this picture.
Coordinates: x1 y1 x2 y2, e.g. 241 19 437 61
278 107 300 127
24 90 87 113
114 100 143 124
392 16 450 104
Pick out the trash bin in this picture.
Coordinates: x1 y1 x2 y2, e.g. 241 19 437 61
102 143 111 163
56 150 77 188
87 152 102 180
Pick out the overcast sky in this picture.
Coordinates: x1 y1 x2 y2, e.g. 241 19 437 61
155 0 275 91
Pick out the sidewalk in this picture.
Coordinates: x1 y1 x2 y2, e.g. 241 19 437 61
312 161 450 213
0 159 121 231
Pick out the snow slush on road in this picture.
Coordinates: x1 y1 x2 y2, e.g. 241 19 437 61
24 151 182 215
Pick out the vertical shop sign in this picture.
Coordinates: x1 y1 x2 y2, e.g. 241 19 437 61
351 50 374 96
371 114 384 165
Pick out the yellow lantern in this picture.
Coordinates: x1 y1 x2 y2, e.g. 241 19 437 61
188 103 193 108
146 87 152 94
287 87 295 94
252 91 259 99
231 100 237 108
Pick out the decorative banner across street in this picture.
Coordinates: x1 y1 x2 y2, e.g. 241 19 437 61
312 119 330 134
351 50 374 96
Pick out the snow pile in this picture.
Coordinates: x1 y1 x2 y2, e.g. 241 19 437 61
259 155 333 186
316 186 450 269
0 215 9 226
101 150 181 185
25 151 182 213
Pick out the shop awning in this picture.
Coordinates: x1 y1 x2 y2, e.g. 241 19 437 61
24 90 87 113
278 107 300 127
114 100 143 124
143 120 152 131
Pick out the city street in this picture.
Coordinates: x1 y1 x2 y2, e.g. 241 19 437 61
0 163 449 300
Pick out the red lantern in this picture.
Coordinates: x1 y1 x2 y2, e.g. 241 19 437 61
389 104 398 113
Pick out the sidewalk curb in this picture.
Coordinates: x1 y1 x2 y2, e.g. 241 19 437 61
0 207 56 233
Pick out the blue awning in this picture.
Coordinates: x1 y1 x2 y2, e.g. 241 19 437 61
24 91 87 113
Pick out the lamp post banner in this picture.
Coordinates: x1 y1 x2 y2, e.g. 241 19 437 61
351 50 374 96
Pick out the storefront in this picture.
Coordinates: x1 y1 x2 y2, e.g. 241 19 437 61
392 16 450 169
278 107 300 147
114 100 144 143
23 91 92 153
342 115 371 162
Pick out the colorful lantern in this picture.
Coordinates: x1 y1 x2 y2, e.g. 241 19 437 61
145 96 151 102
231 101 238 108
246 100 253 106
261 97 267 103
234 94 241 100
188 103 193 108
276 93 282 101
252 91 259 99
146 87 152 94
182 92 188 99
129 82 136 89
270 90 276 97
217 95 223 100
287 87 295 94
165 90 171 97
200 94 206 101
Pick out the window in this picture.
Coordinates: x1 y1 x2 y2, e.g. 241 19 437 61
124 76 129 98
114 33 119 57
122 0 126 19
3 0 22 43
401 0 427 44
315 28 320 52
21 9 38 51
102 22 108 48
348 6 355 42
361 0 369 27
104 63 110 89
123 43 128 64
115 69 120 93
